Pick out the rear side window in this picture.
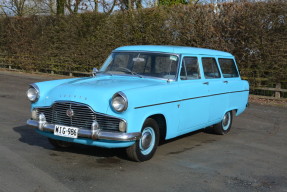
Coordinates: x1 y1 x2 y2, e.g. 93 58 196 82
180 57 200 80
202 57 221 79
218 58 239 78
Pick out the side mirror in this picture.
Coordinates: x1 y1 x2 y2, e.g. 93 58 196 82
92 68 98 77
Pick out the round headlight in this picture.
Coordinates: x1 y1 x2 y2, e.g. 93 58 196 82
111 92 128 112
27 85 39 102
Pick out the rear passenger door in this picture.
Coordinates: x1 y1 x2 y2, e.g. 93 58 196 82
178 56 210 133
201 57 228 123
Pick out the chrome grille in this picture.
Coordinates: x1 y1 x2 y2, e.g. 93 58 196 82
36 102 120 131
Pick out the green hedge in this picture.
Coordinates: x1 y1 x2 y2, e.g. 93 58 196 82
0 2 286 87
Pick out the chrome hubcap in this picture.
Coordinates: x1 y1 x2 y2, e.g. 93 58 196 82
141 132 152 150
139 127 155 155
222 112 231 130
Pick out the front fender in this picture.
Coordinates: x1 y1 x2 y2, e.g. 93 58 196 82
105 81 181 139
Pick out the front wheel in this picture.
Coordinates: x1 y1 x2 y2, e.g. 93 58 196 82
213 111 233 135
126 118 159 162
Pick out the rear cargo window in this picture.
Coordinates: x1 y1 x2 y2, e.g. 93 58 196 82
218 58 239 78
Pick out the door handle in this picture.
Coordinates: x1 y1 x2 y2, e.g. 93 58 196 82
223 81 228 84
203 82 209 85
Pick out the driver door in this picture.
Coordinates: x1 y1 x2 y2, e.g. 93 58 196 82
178 56 210 133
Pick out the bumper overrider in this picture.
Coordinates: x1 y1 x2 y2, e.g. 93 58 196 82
27 119 141 142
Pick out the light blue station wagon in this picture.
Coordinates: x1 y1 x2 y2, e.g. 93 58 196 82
27 45 249 161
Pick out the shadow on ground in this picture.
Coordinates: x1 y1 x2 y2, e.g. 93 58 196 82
13 124 220 161
13 125 128 160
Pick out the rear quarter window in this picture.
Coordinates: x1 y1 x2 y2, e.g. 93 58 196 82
218 58 239 78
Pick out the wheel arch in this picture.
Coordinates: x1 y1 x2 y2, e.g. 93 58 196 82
147 114 167 143
223 108 237 118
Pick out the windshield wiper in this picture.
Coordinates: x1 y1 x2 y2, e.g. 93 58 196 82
97 71 113 76
116 67 143 78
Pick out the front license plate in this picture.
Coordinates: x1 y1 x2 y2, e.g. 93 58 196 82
54 125 78 138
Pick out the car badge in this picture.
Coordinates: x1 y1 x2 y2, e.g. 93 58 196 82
66 108 74 117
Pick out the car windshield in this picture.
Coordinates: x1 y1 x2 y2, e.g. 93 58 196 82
100 52 179 80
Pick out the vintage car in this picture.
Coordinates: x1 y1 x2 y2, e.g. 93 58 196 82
27 45 249 161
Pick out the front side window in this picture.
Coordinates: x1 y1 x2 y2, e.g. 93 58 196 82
202 57 221 79
180 57 200 80
218 58 239 78
100 52 179 80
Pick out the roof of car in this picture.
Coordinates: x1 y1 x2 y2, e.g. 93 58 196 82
114 45 233 57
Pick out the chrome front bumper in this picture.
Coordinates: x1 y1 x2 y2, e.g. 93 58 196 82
27 119 141 141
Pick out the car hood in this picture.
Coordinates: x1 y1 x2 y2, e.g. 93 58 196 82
44 75 164 113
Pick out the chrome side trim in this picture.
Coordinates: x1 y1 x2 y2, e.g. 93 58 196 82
135 89 250 109
27 119 141 141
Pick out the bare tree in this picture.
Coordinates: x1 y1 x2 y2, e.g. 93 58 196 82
0 0 28 16
56 0 64 14
98 0 117 13
33 0 57 15
41 0 57 15
65 0 80 13
0 0 57 16
0 0 140 16
79 0 99 12
65 0 101 14
118 0 133 10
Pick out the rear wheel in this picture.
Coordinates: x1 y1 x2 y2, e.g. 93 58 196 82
126 118 159 162
48 138 73 148
213 111 233 135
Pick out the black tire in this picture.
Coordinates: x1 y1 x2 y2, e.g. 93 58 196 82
126 118 160 162
213 111 233 135
48 138 73 148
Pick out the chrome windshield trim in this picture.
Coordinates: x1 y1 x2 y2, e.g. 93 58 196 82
27 119 141 141
97 73 176 82
100 51 180 81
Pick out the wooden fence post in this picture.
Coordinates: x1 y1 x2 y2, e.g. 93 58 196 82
275 83 281 98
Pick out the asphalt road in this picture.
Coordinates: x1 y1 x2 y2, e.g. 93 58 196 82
0 70 287 192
